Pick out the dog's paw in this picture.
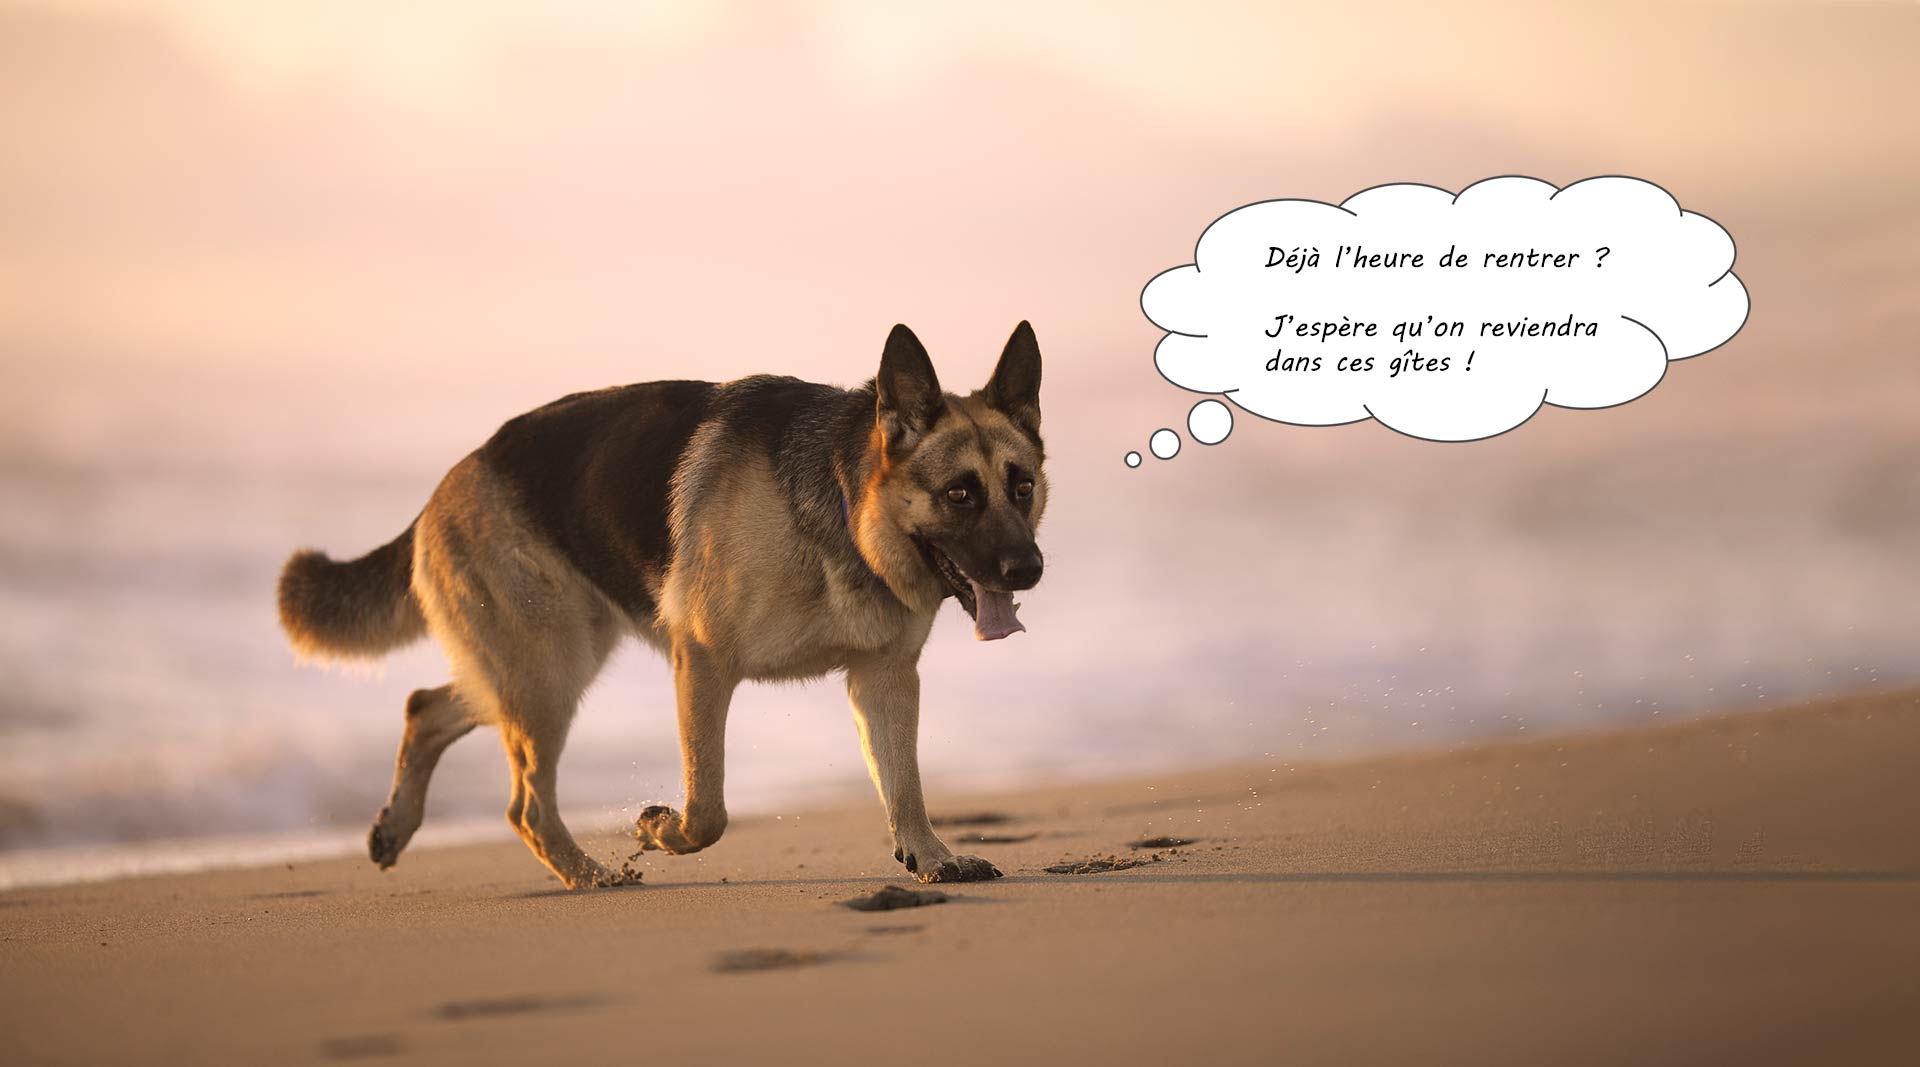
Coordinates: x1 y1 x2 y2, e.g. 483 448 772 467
368 810 402 870
633 804 705 855
556 859 622 890
562 860 640 891
914 853 1003 884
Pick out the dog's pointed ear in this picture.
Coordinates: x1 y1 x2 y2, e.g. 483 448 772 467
876 323 944 453
985 320 1042 435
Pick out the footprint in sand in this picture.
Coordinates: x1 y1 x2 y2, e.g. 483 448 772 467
841 885 950 911
1128 836 1201 850
434 993 602 1020
712 948 834 973
956 831 1039 845
929 812 1016 827
318 1034 406 1060
1044 855 1156 874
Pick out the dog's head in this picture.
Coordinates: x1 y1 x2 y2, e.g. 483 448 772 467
861 322 1047 640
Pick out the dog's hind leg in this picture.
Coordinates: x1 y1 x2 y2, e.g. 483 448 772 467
369 685 478 868
633 640 738 855
450 608 623 890
368 684 479 869
408 454 627 888
498 686 622 888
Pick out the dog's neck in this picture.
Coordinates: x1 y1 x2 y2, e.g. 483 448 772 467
835 424 947 617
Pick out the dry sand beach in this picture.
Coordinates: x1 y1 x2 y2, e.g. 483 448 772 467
3 688 1914 1066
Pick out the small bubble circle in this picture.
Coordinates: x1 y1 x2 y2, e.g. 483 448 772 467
1149 428 1181 460
1124 451 1142 468
1188 399 1233 445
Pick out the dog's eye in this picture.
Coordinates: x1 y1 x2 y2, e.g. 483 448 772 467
1014 479 1034 499
946 486 970 504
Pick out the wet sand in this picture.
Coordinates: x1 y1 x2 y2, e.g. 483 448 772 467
3 689 1915 1065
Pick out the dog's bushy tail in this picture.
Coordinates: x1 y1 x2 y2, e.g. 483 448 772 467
277 523 427 661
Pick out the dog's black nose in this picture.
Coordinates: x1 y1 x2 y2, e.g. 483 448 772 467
998 548 1044 590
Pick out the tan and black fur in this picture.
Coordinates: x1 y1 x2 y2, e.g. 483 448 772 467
278 323 1047 888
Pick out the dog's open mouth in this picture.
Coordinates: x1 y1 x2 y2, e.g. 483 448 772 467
916 540 1026 642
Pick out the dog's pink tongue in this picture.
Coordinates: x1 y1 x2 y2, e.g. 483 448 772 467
969 581 1025 641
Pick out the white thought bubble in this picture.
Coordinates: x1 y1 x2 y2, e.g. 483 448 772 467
1140 176 1749 442
1188 399 1232 445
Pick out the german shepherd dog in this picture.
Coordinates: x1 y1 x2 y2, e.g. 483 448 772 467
277 323 1046 888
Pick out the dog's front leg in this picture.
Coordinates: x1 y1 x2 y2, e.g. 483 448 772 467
634 640 738 855
846 656 1003 883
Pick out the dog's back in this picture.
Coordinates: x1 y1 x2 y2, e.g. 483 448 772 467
476 379 718 621
278 379 717 659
